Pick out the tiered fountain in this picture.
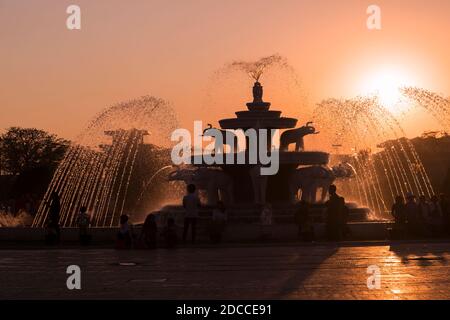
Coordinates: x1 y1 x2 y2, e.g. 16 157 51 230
162 82 370 232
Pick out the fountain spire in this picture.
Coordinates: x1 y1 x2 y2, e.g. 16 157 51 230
246 81 271 111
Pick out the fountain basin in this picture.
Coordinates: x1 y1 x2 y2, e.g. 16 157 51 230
235 110 282 118
246 101 271 111
219 117 297 129
190 151 329 166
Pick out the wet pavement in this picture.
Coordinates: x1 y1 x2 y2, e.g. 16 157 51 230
0 241 449 299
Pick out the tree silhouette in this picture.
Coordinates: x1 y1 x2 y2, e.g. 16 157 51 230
0 127 69 176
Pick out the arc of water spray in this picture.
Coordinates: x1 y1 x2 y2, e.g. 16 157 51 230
136 165 174 205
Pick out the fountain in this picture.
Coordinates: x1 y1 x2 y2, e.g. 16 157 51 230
29 59 439 240
162 81 370 230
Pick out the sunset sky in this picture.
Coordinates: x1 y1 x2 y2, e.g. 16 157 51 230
1 0 449 144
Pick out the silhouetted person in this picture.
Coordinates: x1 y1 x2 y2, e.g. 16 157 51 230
440 193 450 235
325 185 345 241
182 184 200 243
391 195 407 238
76 206 91 245
210 201 227 243
405 193 420 237
429 195 443 236
164 217 178 248
259 203 273 241
141 214 158 249
116 214 133 249
45 192 61 245
418 195 431 236
295 200 313 241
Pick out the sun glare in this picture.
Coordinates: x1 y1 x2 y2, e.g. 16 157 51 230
361 69 414 114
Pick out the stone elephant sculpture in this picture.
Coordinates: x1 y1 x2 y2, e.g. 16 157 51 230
168 167 234 206
289 166 335 203
203 124 238 153
280 122 319 152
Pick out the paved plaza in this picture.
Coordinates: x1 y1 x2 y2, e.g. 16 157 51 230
0 241 449 300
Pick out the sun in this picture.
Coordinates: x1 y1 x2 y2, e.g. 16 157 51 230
361 69 414 114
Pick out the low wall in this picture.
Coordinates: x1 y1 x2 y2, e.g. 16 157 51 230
0 221 391 243
0 227 122 242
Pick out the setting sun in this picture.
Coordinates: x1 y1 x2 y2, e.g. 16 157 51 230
361 69 415 113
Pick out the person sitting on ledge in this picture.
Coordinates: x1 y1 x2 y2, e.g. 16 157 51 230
76 206 91 245
210 201 228 244
116 214 133 249
163 217 178 249
259 203 273 241
140 214 158 249
295 200 314 242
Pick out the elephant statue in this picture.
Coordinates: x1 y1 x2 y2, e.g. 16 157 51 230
168 167 234 206
249 165 269 204
289 166 335 203
203 124 238 153
280 122 319 152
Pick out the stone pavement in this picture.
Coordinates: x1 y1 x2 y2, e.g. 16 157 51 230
0 241 449 299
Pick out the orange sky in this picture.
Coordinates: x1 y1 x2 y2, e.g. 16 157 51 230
1 0 449 142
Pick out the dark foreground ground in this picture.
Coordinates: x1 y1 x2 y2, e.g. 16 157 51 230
0 241 449 300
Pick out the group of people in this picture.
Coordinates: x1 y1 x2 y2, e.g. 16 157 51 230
180 183 228 244
44 192 91 245
115 183 228 249
391 193 450 238
115 213 177 249
43 184 450 247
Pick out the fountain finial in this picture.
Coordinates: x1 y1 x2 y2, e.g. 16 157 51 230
253 81 263 103
247 81 271 111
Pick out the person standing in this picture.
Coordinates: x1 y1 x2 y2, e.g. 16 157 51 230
391 195 407 238
440 193 450 236
325 185 345 241
182 184 201 243
45 191 61 244
429 195 443 236
418 195 431 236
405 193 420 237
76 206 91 245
